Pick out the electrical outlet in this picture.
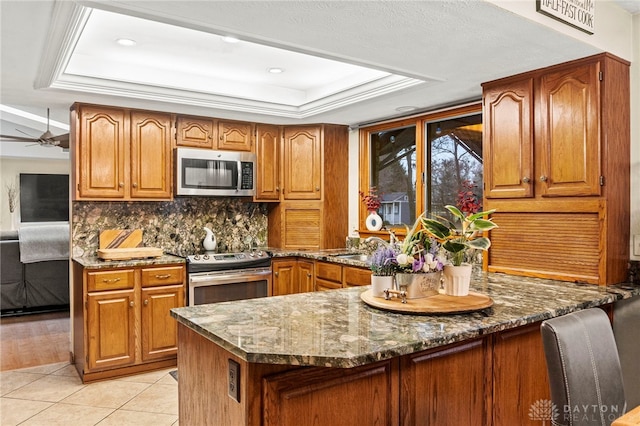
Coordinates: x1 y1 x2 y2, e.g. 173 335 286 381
634 235 640 257
228 359 240 402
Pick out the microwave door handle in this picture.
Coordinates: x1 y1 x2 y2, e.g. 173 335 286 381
237 160 242 192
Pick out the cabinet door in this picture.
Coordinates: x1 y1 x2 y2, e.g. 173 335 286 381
218 120 253 152
255 124 281 201
483 78 534 199
283 126 321 200
538 61 601 197
272 259 297 296
87 290 136 371
176 116 215 148
493 322 549 426
77 105 127 199
297 260 314 293
130 111 173 199
400 339 491 425
141 284 184 361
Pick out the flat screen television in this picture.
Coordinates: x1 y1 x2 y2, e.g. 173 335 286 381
19 173 69 223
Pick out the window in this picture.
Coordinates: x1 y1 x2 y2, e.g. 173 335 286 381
425 114 483 217
360 104 482 232
367 124 417 228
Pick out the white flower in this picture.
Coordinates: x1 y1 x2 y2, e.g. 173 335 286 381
396 253 413 267
425 253 439 270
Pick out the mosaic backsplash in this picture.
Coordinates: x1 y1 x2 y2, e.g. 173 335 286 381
72 198 268 258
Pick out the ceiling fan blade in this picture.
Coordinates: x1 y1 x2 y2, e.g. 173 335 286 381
0 134 38 142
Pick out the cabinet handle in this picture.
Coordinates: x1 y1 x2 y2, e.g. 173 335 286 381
119 182 124 188
307 273 312 278
276 187 280 192
132 183 137 188
129 301 134 307
144 299 149 306
274 272 279 277
315 186 320 191
522 177 531 184
154 274 171 279
102 278 121 283
540 175 548 182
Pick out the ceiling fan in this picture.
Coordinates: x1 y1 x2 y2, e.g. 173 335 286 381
0 108 70 149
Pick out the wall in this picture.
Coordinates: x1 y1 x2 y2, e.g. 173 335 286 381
0 157 70 231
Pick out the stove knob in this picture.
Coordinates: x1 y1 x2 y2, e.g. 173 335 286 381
193 254 200 261
249 252 255 257
257 250 263 257
203 254 210 260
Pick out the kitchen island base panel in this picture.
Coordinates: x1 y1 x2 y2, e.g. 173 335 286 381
177 324 400 426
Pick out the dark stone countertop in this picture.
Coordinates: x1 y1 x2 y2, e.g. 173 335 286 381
171 269 639 368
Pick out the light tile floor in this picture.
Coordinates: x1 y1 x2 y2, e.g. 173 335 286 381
0 362 178 425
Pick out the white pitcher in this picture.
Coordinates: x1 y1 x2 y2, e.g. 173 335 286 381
202 227 217 252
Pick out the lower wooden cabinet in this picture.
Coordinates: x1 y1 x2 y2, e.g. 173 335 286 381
315 261 342 291
343 265 372 287
272 258 314 295
73 261 185 382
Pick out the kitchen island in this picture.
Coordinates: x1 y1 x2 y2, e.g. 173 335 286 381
170 270 638 426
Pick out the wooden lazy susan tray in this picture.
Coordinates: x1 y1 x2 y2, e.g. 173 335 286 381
360 289 493 315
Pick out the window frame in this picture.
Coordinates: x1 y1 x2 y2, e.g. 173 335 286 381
358 102 482 236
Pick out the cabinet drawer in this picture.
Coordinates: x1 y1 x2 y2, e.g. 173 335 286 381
87 269 135 292
343 267 372 287
315 262 342 283
141 266 184 287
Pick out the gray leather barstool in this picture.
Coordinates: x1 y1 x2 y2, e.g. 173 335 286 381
541 308 627 426
613 296 640 408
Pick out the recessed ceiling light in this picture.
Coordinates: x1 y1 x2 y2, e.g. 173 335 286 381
116 38 136 46
267 67 284 74
222 36 239 43
396 106 417 112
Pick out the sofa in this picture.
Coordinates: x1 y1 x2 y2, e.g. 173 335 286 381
1 229 69 316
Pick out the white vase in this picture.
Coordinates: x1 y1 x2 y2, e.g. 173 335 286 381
365 212 383 231
443 264 473 296
395 272 441 299
371 275 394 297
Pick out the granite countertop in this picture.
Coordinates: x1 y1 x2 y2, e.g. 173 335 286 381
72 254 186 269
171 270 639 369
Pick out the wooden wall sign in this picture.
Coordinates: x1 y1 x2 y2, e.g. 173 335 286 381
536 0 595 34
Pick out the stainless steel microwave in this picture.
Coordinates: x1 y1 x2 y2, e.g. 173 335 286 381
175 148 256 197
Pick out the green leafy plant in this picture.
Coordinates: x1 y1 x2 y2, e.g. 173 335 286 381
421 205 498 266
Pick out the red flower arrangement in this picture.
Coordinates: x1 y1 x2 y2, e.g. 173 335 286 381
457 180 482 214
359 187 382 212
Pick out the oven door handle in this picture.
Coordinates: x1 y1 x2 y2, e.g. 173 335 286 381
189 269 271 284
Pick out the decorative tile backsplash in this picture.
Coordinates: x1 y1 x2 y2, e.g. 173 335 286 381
72 198 268 257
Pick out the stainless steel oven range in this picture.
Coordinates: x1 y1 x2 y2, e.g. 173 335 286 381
186 250 271 306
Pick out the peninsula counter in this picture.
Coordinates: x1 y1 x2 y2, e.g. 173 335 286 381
171 271 638 425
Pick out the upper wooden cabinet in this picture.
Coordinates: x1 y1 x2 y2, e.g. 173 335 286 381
130 111 173 199
537 61 601 197
176 116 215 149
483 59 601 200
255 124 281 201
72 103 173 201
483 53 630 285
73 105 128 199
218 120 253 152
267 124 348 249
483 78 533 199
282 126 322 200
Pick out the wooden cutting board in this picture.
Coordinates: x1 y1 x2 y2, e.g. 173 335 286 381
97 247 163 261
99 229 143 249
360 289 493 314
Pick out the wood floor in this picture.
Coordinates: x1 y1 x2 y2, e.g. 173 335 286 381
0 311 70 371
